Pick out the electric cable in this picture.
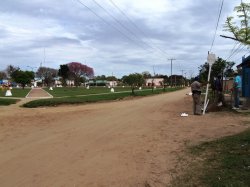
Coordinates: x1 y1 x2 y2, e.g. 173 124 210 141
210 0 224 52
108 0 169 57
75 0 153 53
91 0 156 52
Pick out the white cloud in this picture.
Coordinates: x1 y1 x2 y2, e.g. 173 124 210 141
0 0 247 77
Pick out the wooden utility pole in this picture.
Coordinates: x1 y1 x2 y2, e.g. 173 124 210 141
180 69 184 87
168 58 176 87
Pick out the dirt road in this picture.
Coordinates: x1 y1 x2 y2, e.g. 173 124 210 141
0 88 248 187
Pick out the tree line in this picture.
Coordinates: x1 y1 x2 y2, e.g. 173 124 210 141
0 62 94 89
0 56 237 90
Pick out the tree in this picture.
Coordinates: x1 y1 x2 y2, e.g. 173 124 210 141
199 57 235 91
122 73 145 95
68 62 94 87
95 75 106 80
58 64 70 87
36 67 58 87
0 71 7 80
6 65 19 79
162 75 169 90
106 76 117 81
221 2 250 45
142 71 152 79
11 70 34 89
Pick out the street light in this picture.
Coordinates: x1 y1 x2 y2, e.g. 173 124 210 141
27 66 37 88
27 66 37 72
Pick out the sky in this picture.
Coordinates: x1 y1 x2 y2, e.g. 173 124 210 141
0 0 249 78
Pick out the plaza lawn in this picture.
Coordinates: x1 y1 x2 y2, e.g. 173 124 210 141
23 87 182 108
0 98 20 105
44 86 139 97
0 88 31 98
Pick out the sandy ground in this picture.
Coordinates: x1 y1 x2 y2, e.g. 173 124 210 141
0 88 249 187
26 88 53 98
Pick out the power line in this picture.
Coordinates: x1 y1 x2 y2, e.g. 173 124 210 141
91 0 156 52
210 0 224 52
233 51 250 62
75 0 152 53
108 0 169 57
225 42 240 61
226 43 246 61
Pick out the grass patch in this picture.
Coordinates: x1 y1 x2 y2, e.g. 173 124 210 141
23 87 183 108
44 86 133 97
0 88 31 98
0 98 20 105
44 86 182 97
23 92 131 108
170 129 250 187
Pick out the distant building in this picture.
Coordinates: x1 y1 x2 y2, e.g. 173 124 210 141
107 80 118 87
145 78 164 87
237 55 250 98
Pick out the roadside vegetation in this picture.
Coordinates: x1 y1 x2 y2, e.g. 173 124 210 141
170 128 250 187
0 88 31 98
0 98 20 105
23 87 182 108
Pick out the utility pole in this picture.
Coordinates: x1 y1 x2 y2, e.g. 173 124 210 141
180 69 184 87
168 58 176 87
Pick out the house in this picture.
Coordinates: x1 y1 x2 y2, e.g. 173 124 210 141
107 80 118 87
86 80 118 87
145 78 164 87
237 55 250 98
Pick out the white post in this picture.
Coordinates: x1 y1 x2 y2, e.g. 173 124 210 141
5 89 12 96
203 53 216 115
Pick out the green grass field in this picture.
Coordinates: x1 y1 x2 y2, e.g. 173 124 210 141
170 128 250 187
0 88 31 98
0 98 20 105
23 87 182 108
43 86 150 97
44 87 162 97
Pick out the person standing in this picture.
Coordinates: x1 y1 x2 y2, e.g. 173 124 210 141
215 74 223 106
191 76 202 115
232 70 242 109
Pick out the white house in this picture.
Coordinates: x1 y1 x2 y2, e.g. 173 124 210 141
145 78 164 87
107 81 118 87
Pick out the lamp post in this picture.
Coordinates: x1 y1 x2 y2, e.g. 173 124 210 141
27 66 37 88
27 66 37 72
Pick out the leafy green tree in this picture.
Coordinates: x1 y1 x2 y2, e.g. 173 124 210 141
37 67 57 87
58 64 70 87
162 75 169 90
199 57 235 89
106 76 117 81
0 71 7 80
142 71 152 79
6 65 19 79
11 70 34 89
221 2 250 45
67 62 94 87
95 75 106 80
122 73 145 95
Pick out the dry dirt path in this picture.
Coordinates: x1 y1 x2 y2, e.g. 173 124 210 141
0 88 249 187
26 88 53 98
0 88 52 108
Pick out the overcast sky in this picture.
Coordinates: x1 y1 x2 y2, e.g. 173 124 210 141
0 0 248 78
